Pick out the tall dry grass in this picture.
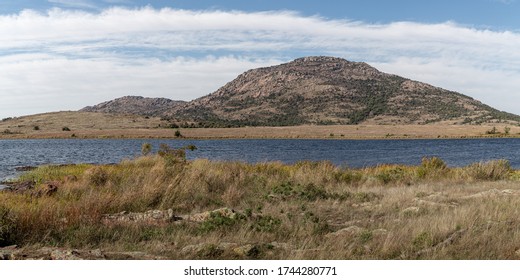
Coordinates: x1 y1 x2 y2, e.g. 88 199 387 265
1 154 520 259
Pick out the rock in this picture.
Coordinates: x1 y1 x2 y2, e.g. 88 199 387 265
104 251 166 260
463 189 518 199
0 245 17 260
3 180 35 193
51 249 83 260
402 206 420 215
14 166 36 172
269 242 292 250
233 244 260 258
0 246 167 260
372 228 389 236
325 225 365 238
102 209 181 225
183 208 237 222
35 181 59 197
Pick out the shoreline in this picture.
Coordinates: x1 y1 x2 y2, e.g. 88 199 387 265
1 125 519 141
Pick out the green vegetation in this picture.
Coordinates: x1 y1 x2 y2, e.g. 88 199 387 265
2 154 520 259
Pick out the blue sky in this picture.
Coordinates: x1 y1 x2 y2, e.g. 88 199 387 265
1 0 519 28
0 0 519 118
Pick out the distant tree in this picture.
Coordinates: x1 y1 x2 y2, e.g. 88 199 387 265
174 130 182 138
141 143 152 156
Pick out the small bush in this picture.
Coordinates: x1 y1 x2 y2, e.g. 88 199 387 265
157 144 197 166
198 212 244 234
270 182 345 201
464 160 511 181
62 127 71 131
412 232 433 250
85 166 109 186
250 215 281 232
174 130 182 137
141 143 152 156
486 127 498 135
33 125 40 131
417 157 447 179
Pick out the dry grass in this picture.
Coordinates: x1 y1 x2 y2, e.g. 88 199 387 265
1 111 519 139
2 153 520 259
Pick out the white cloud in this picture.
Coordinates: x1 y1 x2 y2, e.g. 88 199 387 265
0 7 520 118
47 0 98 9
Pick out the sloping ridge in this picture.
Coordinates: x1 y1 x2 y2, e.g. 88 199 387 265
81 96 186 117
84 57 520 126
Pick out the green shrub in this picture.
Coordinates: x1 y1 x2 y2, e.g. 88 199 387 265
270 182 346 201
198 212 244 234
62 127 71 131
464 160 511 181
417 157 447 179
412 232 433 250
250 215 281 233
141 143 152 156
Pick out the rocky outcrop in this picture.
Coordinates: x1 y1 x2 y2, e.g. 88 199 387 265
167 56 520 126
0 246 165 260
81 96 186 116
102 209 181 225
101 207 237 225
182 208 237 222
1 180 59 197
80 56 520 126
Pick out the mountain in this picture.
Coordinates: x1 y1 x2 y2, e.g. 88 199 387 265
83 57 520 126
80 96 186 117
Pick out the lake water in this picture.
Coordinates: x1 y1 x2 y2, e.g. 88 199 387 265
1 138 519 187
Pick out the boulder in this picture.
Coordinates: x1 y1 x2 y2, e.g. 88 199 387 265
35 181 59 197
183 208 237 222
102 209 181 225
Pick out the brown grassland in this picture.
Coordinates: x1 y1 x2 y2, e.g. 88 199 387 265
0 111 519 139
2 145 520 259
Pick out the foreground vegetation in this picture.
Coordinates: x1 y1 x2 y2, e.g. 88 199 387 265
1 147 520 259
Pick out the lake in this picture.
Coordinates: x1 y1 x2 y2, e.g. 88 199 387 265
1 138 519 187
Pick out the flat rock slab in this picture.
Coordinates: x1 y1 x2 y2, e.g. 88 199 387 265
102 209 181 225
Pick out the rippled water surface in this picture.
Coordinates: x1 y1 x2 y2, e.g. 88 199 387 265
2 138 520 187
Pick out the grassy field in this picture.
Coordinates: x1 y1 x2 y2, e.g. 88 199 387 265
1 111 519 139
1 145 520 259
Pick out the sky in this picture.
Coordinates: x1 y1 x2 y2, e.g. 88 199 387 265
0 0 519 118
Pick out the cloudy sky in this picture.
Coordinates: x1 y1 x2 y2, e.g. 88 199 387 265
0 0 519 119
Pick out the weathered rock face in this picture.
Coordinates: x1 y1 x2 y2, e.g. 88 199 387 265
2 180 35 193
80 56 520 126
168 56 520 126
183 208 237 222
0 246 165 260
80 96 186 116
102 209 181 225
101 207 237 225
1 180 59 197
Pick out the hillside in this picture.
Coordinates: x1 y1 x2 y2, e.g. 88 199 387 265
80 56 520 127
80 96 186 117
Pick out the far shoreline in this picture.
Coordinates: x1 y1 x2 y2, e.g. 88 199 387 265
1 124 519 141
